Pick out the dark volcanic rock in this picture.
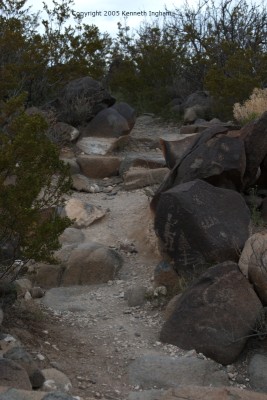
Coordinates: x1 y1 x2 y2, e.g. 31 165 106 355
160 262 263 365
112 101 136 131
240 111 267 189
175 134 246 190
55 76 115 125
80 108 130 138
154 179 250 273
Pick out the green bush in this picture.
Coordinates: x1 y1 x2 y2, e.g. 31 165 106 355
0 95 72 281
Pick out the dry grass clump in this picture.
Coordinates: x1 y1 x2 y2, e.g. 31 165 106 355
233 88 267 124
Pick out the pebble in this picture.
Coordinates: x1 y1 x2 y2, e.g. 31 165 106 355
37 353 45 361
24 291 32 300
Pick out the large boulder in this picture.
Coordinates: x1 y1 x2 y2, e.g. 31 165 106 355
112 101 136 131
174 134 246 190
154 180 250 273
240 111 267 189
151 125 229 210
128 354 229 389
80 108 130 138
154 125 246 211
239 231 267 305
54 76 115 125
160 262 263 365
62 242 123 285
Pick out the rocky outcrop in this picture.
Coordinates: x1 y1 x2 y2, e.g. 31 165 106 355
160 262 263 365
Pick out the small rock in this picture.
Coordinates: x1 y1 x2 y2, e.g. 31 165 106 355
24 291 32 300
125 286 147 307
42 368 72 393
30 287 45 298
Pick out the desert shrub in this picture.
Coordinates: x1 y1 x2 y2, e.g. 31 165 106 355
0 0 111 106
233 88 267 125
0 94 72 281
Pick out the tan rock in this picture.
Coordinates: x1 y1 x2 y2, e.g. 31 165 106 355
27 263 64 289
41 368 72 393
77 155 121 178
64 198 106 228
239 231 267 304
62 242 123 285
124 168 168 190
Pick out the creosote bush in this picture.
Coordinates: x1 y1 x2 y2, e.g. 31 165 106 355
0 94 72 281
233 88 267 125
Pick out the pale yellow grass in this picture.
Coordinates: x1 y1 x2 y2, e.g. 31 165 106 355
233 87 267 124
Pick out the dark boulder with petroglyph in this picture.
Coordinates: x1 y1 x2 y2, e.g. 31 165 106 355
154 180 250 274
160 262 263 365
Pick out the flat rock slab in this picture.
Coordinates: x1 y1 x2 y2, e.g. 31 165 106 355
128 390 166 400
76 136 129 155
128 354 229 389
77 155 121 179
119 153 166 175
124 168 168 190
159 386 267 400
41 286 96 312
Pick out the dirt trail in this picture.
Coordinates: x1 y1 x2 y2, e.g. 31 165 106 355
3 116 187 400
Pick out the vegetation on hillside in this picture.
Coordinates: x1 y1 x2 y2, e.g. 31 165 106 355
1 0 267 116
